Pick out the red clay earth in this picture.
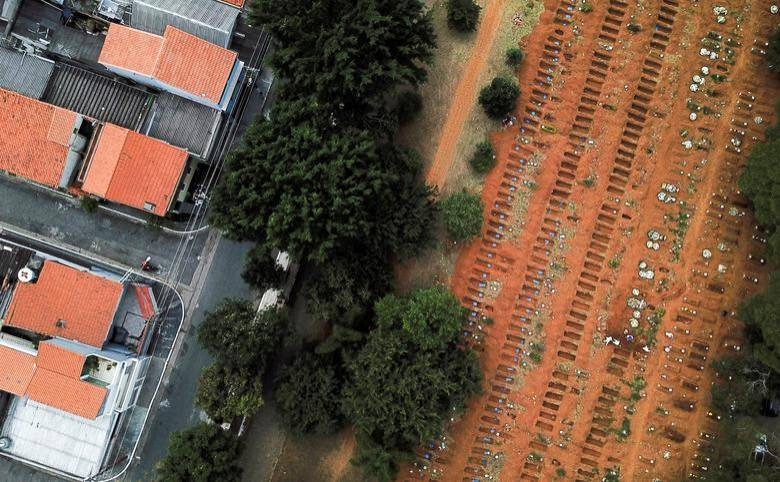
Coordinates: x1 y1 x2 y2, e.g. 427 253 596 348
408 1 780 481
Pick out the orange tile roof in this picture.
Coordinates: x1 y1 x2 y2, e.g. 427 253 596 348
5 261 123 348
100 24 237 105
0 345 36 397
97 24 164 76
133 285 157 320
0 88 76 187
83 124 188 215
218 0 245 7
36 341 86 379
26 369 107 419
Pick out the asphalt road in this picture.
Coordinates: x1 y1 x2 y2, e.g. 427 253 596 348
124 237 253 481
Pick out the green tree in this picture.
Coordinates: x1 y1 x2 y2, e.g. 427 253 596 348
708 416 777 481
469 140 496 174
439 191 484 241
241 244 286 290
711 357 770 415
738 138 780 261
505 47 524 69
767 28 780 74
250 0 436 123
375 286 467 350
195 362 264 423
210 100 395 261
274 353 344 435
156 423 242 482
479 77 520 119
197 298 286 372
343 288 481 452
740 274 780 373
447 0 481 33
351 440 399 482
342 328 481 451
395 90 423 124
306 251 393 327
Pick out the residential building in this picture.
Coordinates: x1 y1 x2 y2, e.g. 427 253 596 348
129 0 241 48
0 88 191 215
99 23 244 111
0 256 157 478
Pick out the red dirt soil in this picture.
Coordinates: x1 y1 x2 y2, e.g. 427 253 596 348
425 0 507 190
408 1 780 481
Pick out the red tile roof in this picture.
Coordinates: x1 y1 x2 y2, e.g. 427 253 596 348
0 345 36 397
82 124 188 215
36 341 86 379
26 369 107 419
5 261 123 348
97 25 163 76
0 88 77 187
133 285 157 320
99 24 237 105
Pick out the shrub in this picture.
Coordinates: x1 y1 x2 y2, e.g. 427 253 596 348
580 1 593 13
505 47 524 69
80 196 99 213
627 23 642 33
447 0 481 33
395 90 423 124
439 191 483 242
469 140 496 174
479 77 520 119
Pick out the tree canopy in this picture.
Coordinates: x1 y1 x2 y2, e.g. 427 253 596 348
156 423 243 482
505 47 524 69
739 138 780 261
342 287 481 451
274 352 344 435
209 102 393 261
375 286 467 350
241 244 286 290
479 77 520 119
740 273 780 373
197 298 286 372
439 191 484 242
250 0 436 123
196 362 264 423
766 28 780 74
446 0 481 33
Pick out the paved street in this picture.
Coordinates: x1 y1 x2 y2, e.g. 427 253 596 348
124 237 253 482
0 177 206 286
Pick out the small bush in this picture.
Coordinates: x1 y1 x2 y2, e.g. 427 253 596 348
469 140 496 174
80 196 99 213
439 191 483 242
479 77 520 119
505 47 524 69
580 1 593 13
395 90 423 124
627 23 642 33
447 0 481 33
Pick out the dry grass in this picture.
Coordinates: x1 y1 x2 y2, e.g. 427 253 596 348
396 1 544 289
395 1 478 165
443 0 544 196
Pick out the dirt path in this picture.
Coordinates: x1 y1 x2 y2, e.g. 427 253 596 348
424 0 506 191
408 1 780 481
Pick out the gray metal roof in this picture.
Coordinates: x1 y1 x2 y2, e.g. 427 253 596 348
130 0 239 48
0 48 54 99
43 63 154 130
143 92 220 158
